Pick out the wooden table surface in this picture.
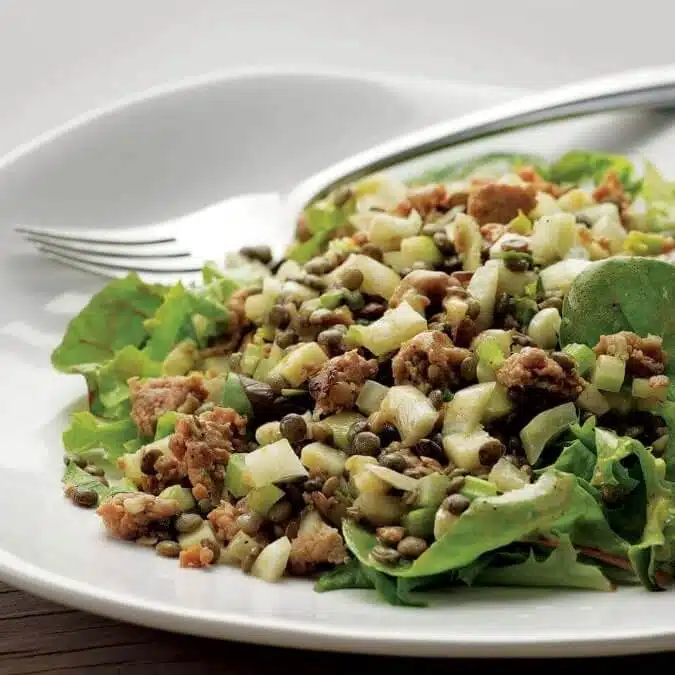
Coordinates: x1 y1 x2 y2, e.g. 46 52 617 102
0 580 671 674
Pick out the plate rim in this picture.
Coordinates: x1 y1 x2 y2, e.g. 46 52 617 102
3 67 673 658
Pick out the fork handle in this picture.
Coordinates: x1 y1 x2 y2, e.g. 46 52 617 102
288 65 675 211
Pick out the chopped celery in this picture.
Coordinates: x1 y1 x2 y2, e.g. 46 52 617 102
248 484 285 516
530 212 576 264
632 377 668 402
254 421 282 446
348 302 427 356
203 355 230 376
364 210 422 250
623 230 671 256
461 475 499 499
576 384 610 416
381 251 410 274
157 485 195 512
434 508 460 540
604 390 634 415
415 473 451 508
591 214 627 254
224 453 252 498
355 380 389 416
562 343 596 376
282 280 319 303
252 344 283 382
344 455 378 476
162 339 199 376
476 360 497 383
482 384 514 422
178 521 217 551
476 338 506 369
250 536 292 582
507 210 533 234
268 342 328 387
539 258 593 295
331 254 401 300
496 261 537 297
402 508 436 539
400 235 443 265
319 288 345 309
244 292 277 324
592 354 626 393
245 439 308 487
444 295 469 327
300 442 347 476
378 385 438 446
443 382 497 435
527 307 561 350
452 213 483 271
321 411 366 450
117 450 144 487
240 343 264 377
352 468 390 495
557 188 594 212
520 402 577 465
366 464 419 492
297 508 325 537
222 531 263 566
220 373 253 417
467 260 500 329
488 457 530 492
353 493 405 527
443 428 494 471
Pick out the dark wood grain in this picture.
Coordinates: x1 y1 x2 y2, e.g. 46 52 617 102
0 581 671 675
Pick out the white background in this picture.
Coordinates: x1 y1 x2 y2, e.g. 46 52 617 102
1 0 674 155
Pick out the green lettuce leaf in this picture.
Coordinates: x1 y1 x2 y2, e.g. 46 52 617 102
51 274 166 372
553 439 596 482
287 201 353 263
342 470 576 579
314 559 373 593
411 152 549 185
640 160 675 231
154 411 178 441
62 461 137 504
476 536 613 591
560 257 675 399
63 411 139 461
549 150 641 195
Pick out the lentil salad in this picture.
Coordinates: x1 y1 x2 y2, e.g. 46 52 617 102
53 149 675 604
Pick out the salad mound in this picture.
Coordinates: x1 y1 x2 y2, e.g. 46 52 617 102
53 149 675 605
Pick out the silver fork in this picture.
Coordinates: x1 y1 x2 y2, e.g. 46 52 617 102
17 65 675 284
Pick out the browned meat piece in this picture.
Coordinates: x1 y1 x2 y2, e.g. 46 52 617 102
592 171 631 220
517 166 567 197
179 542 217 568
594 331 667 377
308 350 378 415
97 493 180 540
389 270 460 310
287 522 348 575
395 184 452 218
139 452 187 495
170 406 247 503
208 501 241 543
467 183 537 225
496 347 584 400
129 374 208 437
392 331 470 393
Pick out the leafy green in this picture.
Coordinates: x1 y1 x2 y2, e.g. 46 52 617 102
51 274 166 372
154 411 178 441
655 401 675 480
553 439 596 482
560 257 675 398
548 150 641 195
287 201 353 263
342 470 576 578
477 536 613 591
411 152 549 185
315 559 373 593
640 160 675 231
592 428 639 491
62 461 137 504
361 567 425 607
62 412 138 461
143 280 234 361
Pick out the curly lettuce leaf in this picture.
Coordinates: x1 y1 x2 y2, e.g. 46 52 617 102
315 559 373 593
553 439 596 482
640 160 675 232
63 411 139 460
51 274 166 372
476 536 613 591
549 150 641 195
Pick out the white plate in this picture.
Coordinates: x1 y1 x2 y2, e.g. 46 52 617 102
2 68 675 658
